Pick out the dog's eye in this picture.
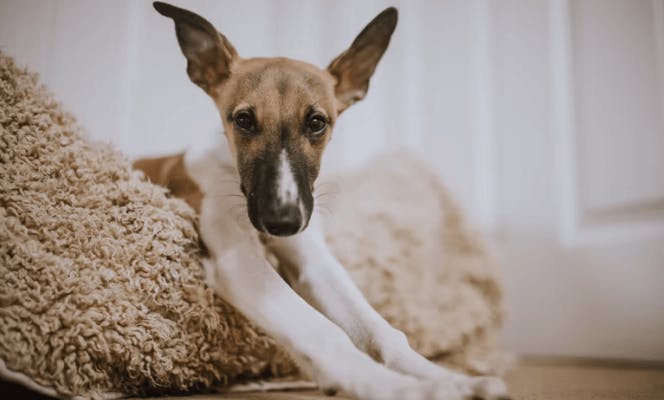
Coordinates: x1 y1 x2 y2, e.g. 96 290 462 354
307 115 327 136
234 110 257 133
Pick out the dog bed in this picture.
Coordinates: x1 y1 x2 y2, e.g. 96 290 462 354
0 51 507 399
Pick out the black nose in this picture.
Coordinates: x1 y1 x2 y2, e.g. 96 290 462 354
262 206 302 236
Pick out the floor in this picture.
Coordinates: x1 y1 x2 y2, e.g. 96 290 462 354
148 357 664 400
4 358 664 399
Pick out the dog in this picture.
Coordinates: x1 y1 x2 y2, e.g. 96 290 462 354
134 3 510 399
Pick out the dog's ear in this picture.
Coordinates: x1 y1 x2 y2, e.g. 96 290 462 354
327 7 397 113
154 2 238 94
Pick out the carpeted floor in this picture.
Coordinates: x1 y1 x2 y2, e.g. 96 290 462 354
134 357 664 400
4 357 663 399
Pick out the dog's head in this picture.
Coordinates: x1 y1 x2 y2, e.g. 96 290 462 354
154 2 397 236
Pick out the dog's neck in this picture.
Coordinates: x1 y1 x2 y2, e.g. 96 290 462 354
184 128 237 188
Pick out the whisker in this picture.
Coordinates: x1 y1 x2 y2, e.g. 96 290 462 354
315 191 338 200
315 197 330 207
314 193 339 205
313 208 331 218
314 180 339 189
315 187 339 194
314 203 332 216
314 184 340 196
207 191 245 201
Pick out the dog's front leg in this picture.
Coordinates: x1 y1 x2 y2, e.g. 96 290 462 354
266 214 509 400
202 232 471 399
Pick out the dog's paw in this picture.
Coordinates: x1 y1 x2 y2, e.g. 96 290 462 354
457 376 510 400
339 376 510 400
386 378 507 400
392 380 466 400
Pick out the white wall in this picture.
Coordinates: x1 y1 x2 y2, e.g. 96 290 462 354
2 0 663 360
0 0 496 229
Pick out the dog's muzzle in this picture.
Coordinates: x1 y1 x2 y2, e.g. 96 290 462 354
260 203 302 236
244 149 314 236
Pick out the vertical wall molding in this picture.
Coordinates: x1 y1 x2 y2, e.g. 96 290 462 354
653 0 664 128
549 0 579 246
473 0 496 232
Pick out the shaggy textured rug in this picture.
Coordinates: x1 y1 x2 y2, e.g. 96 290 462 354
0 51 507 399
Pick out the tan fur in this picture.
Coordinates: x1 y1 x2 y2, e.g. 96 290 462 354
133 154 202 212
134 59 339 212
213 58 337 188
152 2 396 202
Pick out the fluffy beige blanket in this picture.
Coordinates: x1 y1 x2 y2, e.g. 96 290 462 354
0 51 507 399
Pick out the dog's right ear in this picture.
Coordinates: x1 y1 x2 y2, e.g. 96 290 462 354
154 2 238 94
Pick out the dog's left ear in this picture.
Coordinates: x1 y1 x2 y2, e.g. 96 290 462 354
154 1 238 94
328 7 397 113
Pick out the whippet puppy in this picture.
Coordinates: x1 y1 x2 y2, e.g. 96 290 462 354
135 3 510 399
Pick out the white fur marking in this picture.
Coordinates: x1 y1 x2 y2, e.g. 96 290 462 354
297 199 307 233
277 150 298 205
